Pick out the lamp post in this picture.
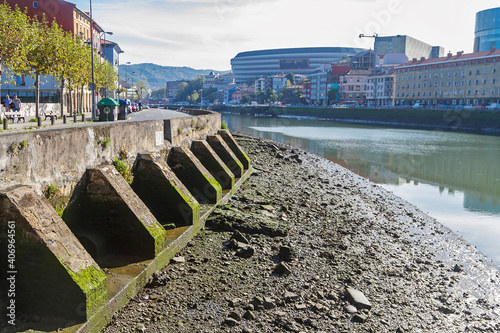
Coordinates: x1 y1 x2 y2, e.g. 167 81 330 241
131 71 136 102
89 0 96 121
125 61 130 102
102 31 113 98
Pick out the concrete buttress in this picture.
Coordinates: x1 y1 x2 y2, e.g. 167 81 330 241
218 129 251 170
206 135 245 178
190 140 235 190
167 146 223 204
132 152 200 229
62 165 166 268
0 186 107 326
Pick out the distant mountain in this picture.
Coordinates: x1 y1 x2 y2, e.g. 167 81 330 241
118 63 223 90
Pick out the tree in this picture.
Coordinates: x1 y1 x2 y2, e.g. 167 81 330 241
11 17 62 125
95 58 118 98
328 87 339 104
0 3 31 99
241 94 251 105
285 73 295 85
134 80 149 101
268 90 279 103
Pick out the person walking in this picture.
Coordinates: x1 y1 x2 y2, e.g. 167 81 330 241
11 95 22 122
3 94 12 113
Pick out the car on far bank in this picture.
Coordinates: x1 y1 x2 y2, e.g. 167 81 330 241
464 105 474 110
412 103 423 109
486 103 500 110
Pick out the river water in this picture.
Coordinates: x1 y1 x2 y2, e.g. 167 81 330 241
222 113 500 265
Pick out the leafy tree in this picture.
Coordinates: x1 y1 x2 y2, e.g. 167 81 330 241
11 17 62 123
135 80 149 101
0 3 31 98
241 94 251 104
328 87 339 104
285 73 295 85
95 58 118 98
176 76 204 101
268 90 279 103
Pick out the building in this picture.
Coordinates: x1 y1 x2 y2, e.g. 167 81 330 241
310 70 329 105
302 81 311 104
204 72 223 86
366 69 397 107
374 35 444 60
339 70 373 104
474 7 500 52
272 75 288 92
166 80 188 99
255 78 267 92
230 47 365 84
2 0 120 112
394 48 500 107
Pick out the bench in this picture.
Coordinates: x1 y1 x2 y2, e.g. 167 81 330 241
3 111 25 123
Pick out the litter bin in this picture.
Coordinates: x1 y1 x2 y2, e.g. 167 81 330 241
118 99 128 120
97 98 119 121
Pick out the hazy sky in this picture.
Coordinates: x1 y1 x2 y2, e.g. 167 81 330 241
69 0 499 70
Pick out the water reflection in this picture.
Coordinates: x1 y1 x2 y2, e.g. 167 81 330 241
223 113 500 263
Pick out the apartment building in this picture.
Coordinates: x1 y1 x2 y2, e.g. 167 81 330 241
366 69 397 107
395 48 500 106
339 70 372 104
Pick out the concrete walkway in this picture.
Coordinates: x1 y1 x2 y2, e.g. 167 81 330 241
0 108 192 134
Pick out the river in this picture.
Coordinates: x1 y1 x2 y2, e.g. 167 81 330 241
222 113 500 265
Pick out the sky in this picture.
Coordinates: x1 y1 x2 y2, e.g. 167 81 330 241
68 0 500 70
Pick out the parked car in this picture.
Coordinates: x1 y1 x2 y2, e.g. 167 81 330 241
454 104 464 110
464 105 474 110
412 103 423 109
486 103 500 110
474 105 486 110
131 104 137 112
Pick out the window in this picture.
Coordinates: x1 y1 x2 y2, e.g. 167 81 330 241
492 89 496 95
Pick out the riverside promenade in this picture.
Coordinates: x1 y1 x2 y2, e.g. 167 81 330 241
0 108 192 133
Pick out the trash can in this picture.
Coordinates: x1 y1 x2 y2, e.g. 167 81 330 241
118 99 128 120
97 98 119 121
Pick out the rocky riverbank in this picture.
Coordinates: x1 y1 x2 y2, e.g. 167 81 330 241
104 134 500 332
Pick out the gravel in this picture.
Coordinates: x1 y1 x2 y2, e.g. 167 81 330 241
104 134 500 333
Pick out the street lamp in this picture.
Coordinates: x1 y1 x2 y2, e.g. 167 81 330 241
131 71 136 102
125 61 130 102
102 31 113 98
89 0 96 121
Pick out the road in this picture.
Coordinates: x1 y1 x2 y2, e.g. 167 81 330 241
0 108 192 134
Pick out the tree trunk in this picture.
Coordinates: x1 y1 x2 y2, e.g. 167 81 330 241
36 73 41 127
60 77 65 116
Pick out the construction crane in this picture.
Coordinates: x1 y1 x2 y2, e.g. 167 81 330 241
358 33 379 38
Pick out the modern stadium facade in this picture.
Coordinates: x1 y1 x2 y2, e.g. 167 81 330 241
231 47 365 84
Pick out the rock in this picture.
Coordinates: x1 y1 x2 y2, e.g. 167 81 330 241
224 317 239 326
236 246 255 258
352 314 367 323
345 305 357 314
162 223 176 230
263 297 276 309
284 291 299 302
261 204 275 211
345 287 372 310
252 296 264 306
243 310 256 320
274 262 292 276
452 264 463 273
230 298 242 307
136 323 146 332
229 311 242 321
295 303 308 310
231 230 249 244
171 256 185 264
242 328 253 333
279 245 295 262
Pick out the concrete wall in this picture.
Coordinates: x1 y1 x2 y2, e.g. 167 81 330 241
0 111 221 196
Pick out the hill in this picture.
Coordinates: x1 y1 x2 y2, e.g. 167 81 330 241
118 63 220 90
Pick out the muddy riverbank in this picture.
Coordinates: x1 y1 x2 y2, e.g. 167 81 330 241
105 134 500 332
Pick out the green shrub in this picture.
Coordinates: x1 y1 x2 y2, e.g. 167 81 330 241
113 158 134 184
98 137 111 149
45 184 59 199
221 121 228 129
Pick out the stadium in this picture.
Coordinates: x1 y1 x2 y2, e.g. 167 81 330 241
230 47 365 84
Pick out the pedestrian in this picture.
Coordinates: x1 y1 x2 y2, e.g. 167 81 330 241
12 95 21 112
3 94 12 113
